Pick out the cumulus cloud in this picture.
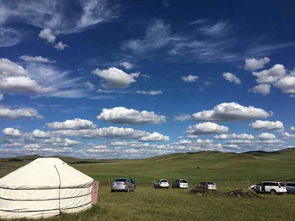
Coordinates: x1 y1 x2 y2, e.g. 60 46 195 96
258 132 276 140
187 122 228 135
120 62 133 69
0 106 41 119
181 74 198 83
38 28 56 43
92 67 140 88
174 114 192 122
47 118 96 130
274 75 295 94
0 58 56 93
252 64 286 84
19 55 55 63
136 90 163 95
193 102 271 122
214 133 254 140
2 127 21 136
139 132 169 142
222 72 241 84
32 129 50 138
244 57 270 71
54 41 68 50
97 107 166 125
250 84 271 95
249 120 284 131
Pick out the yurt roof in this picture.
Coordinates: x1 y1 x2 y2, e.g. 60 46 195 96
0 158 93 189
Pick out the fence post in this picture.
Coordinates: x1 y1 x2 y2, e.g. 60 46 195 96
91 181 99 205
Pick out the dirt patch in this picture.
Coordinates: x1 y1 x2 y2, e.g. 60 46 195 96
225 189 263 198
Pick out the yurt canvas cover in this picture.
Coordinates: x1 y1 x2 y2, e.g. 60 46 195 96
0 158 94 219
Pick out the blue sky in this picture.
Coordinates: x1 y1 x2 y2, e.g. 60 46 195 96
0 0 295 158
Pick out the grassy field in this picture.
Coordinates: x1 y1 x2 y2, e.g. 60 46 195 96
1 149 295 220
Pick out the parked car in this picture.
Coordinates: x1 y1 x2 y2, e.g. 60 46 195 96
172 179 189 188
252 181 287 194
111 178 136 192
197 181 217 190
154 179 169 188
285 182 295 194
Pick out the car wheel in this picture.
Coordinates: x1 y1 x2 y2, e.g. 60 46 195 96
111 189 114 192
270 189 277 195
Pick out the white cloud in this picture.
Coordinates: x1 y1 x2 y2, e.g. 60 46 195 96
187 122 228 135
226 139 252 144
54 41 68 50
0 58 56 93
19 55 55 63
214 133 254 140
181 74 198 83
0 58 27 76
250 84 271 95
97 107 166 125
0 1 116 34
136 90 163 95
222 72 241 84
47 118 96 130
291 126 295 132
0 28 21 47
193 102 271 122
44 137 80 147
258 132 277 140
174 114 192 122
249 120 284 131
258 139 284 144
3 127 21 136
281 132 295 139
244 57 270 71
38 28 56 43
122 19 172 54
24 62 86 98
120 61 133 69
0 106 41 119
92 67 140 88
32 129 50 138
274 75 295 94
53 127 148 139
139 132 169 142
252 64 286 84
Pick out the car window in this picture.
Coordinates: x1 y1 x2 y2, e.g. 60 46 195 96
207 182 214 185
161 179 168 182
180 180 188 183
115 179 127 182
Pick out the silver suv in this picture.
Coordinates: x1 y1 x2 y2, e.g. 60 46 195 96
111 178 136 192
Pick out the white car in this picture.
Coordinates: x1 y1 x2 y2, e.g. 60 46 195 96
172 179 189 189
252 181 287 194
197 181 217 190
154 179 169 188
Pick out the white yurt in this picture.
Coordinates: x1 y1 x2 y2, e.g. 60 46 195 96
0 158 94 219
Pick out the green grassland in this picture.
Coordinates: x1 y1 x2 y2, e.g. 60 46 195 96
1 149 295 220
